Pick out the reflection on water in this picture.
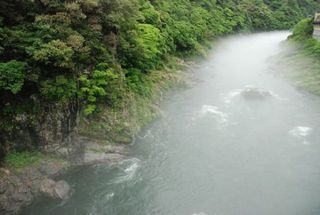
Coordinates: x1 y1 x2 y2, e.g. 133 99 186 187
21 32 320 215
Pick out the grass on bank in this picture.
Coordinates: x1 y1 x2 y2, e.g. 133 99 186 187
4 151 46 168
4 151 69 170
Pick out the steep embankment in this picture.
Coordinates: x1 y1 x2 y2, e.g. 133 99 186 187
275 18 320 95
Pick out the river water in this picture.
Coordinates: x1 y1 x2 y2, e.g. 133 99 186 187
21 32 320 215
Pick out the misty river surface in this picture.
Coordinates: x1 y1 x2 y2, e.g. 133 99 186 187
21 32 320 215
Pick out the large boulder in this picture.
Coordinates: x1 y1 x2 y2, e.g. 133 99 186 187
241 85 272 100
54 180 72 200
40 179 72 200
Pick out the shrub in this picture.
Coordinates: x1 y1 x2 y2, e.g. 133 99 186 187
40 75 77 102
33 39 74 69
289 18 313 41
0 60 26 94
79 64 119 115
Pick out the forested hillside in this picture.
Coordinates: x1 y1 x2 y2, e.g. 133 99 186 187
1 0 320 161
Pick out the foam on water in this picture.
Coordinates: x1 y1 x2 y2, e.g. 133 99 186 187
289 126 313 137
192 105 228 123
110 158 141 184
289 126 313 145
222 89 242 104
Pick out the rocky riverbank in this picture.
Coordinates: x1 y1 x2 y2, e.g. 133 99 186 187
0 59 194 215
0 157 69 214
0 136 128 215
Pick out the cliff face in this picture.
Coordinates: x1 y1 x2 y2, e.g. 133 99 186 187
36 99 78 151
1 99 79 159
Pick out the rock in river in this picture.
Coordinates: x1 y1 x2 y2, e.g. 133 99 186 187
241 85 272 100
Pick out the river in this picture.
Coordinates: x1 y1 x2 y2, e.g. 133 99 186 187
21 32 320 215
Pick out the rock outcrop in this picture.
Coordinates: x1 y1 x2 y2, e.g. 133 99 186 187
1 99 79 162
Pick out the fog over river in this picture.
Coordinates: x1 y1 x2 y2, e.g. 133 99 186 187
21 32 320 215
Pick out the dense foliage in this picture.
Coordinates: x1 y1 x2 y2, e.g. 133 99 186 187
1 0 320 159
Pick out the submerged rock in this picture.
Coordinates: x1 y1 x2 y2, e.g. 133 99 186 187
241 85 272 100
